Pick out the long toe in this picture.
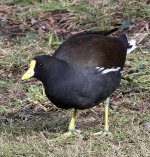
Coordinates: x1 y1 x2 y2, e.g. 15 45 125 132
64 129 82 137
92 131 112 137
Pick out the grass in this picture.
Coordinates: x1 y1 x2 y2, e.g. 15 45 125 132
0 0 150 156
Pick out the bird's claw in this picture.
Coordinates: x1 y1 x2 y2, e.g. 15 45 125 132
64 129 82 137
49 129 82 142
92 131 112 137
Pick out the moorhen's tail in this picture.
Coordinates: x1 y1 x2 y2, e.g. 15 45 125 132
120 34 137 54
127 39 137 54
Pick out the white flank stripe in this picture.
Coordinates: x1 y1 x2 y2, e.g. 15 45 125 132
95 67 100 70
95 67 121 74
127 39 137 54
98 67 105 71
95 67 105 71
101 67 121 74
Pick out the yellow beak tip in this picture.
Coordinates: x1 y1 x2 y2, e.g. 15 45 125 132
21 72 34 80
21 76 26 80
21 60 36 81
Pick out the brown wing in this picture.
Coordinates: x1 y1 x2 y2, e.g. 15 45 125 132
53 31 127 69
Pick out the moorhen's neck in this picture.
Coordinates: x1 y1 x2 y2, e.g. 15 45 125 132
39 57 75 86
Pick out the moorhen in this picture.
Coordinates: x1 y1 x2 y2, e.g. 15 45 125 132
22 27 136 134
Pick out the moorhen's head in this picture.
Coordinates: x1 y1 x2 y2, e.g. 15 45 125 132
21 55 70 83
21 55 54 82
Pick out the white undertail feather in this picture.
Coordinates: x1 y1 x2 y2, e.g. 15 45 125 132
127 39 137 54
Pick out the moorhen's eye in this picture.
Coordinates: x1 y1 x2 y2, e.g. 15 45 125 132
39 63 43 67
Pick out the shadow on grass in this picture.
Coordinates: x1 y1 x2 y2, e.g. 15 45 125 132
0 106 103 136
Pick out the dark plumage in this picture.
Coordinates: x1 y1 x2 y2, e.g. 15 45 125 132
33 32 128 109
22 27 135 133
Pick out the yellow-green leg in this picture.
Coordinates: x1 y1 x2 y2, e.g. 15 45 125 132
104 97 109 132
68 109 77 131
93 97 112 136
64 109 81 137
50 109 81 141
